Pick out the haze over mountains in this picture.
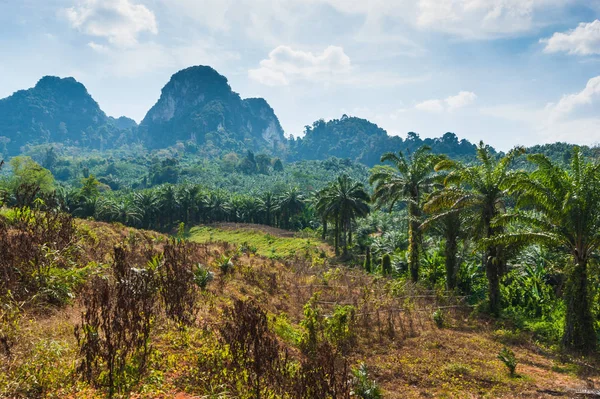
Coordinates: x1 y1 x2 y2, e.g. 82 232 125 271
0 65 585 165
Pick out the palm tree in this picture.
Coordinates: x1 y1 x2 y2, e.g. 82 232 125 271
370 146 441 282
434 142 524 315
158 185 178 229
96 197 142 226
258 192 277 226
421 199 464 290
202 192 229 223
277 187 305 229
316 175 370 256
177 185 201 225
497 147 600 351
133 190 159 229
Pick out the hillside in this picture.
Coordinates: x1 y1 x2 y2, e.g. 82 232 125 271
0 77 133 155
289 116 481 166
1 210 599 398
139 66 287 154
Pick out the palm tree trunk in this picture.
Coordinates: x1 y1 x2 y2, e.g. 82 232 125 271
348 217 353 247
563 257 596 352
445 234 458 290
322 217 327 240
408 204 420 282
486 245 501 316
334 218 339 256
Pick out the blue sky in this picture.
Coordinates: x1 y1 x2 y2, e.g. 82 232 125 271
1 0 600 150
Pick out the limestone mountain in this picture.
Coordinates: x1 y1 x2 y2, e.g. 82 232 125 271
139 66 286 154
0 76 132 155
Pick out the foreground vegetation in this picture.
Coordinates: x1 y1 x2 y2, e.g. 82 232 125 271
3 139 600 396
1 209 600 398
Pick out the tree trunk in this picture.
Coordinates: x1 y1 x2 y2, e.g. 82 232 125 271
562 257 596 352
486 246 501 316
408 204 420 282
445 234 458 290
322 218 327 240
334 218 339 256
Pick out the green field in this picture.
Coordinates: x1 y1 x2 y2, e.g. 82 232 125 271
187 226 328 259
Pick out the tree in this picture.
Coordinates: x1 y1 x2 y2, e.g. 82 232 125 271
272 158 284 173
370 146 441 282
9 156 55 207
258 192 277 226
435 142 524 315
421 201 464 290
277 187 305 229
498 148 600 351
316 175 370 256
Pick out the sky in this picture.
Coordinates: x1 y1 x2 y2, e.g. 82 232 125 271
2 0 600 150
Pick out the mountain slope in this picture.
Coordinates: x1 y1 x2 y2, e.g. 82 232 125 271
0 76 131 154
139 66 286 154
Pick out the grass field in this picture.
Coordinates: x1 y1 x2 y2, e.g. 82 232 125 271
187 225 331 259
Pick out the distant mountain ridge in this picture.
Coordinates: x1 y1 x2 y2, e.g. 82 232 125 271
1 65 576 167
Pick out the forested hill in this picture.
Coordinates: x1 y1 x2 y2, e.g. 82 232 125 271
289 115 481 166
0 76 135 154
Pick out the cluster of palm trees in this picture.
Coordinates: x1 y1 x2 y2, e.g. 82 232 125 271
54 183 309 231
371 142 600 352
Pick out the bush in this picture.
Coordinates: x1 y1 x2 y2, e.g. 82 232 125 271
216 255 234 275
76 246 158 397
433 309 445 329
193 263 214 290
352 363 382 399
498 347 518 377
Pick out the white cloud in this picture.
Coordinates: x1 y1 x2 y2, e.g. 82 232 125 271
446 91 478 110
248 45 352 86
62 0 158 48
546 76 600 117
249 45 428 87
541 20 600 55
416 91 477 112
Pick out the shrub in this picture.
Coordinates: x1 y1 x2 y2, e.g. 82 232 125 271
158 239 199 325
498 347 518 377
325 305 356 354
432 309 445 329
75 246 158 397
352 363 382 399
216 255 234 275
193 263 214 290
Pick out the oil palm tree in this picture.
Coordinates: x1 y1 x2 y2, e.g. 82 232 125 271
497 147 600 351
277 187 305 229
370 146 441 282
133 190 159 229
434 141 524 315
258 192 277 226
421 199 464 290
316 175 370 256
